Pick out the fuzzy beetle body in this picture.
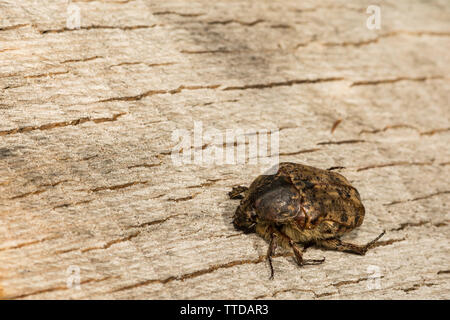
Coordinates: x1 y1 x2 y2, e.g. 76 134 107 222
229 162 385 278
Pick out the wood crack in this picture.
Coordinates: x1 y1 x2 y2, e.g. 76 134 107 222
110 253 292 293
126 213 188 229
95 85 220 103
169 84 221 94
2 70 70 80
25 70 69 79
61 56 103 64
128 218 170 229
294 5 362 14
297 30 450 49
0 235 61 251
279 148 321 156
223 77 344 90
88 76 448 105
0 48 17 53
317 139 366 145
330 119 342 133
351 75 445 86
270 24 292 29
207 19 265 26
186 179 220 189
331 276 385 288
421 128 450 136
108 61 176 68
437 270 450 275
385 191 450 206
191 99 239 107
254 288 322 299
40 24 161 34
327 166 346 171
9 180 70 200
7 276 115 299
0 23 29 31
89 180 149 193
390 220 429 231
356 160 434 172
127 162 161 169
360 124 450 136
402 281 436 293
390 220 447 231
167 192 201 202
278 139 368 156
53 199 94 210
153 11 204 17
359 124 420 135
81 232 140 253
0 113 126 137
72 0 132 3
180 49 237 54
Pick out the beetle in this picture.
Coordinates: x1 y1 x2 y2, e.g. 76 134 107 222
229 162 385 279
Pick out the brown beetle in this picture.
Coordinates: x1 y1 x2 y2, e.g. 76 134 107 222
229 162 385 278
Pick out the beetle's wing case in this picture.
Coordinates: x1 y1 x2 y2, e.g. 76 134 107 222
277 162 365 233
277 162 350 187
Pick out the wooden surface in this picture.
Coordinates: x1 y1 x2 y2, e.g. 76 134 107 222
0 0 449 299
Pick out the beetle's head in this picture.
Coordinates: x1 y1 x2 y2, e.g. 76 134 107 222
233 201 257 233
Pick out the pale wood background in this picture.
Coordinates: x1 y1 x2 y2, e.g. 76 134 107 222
0 0 449 299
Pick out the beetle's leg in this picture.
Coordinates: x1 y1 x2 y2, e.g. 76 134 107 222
266 225 325 267
266 233 278 279
228 186 249 199
290 240 326 266
316 230 386 255
302 241 314 253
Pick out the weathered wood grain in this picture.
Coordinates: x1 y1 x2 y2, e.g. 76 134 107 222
0 0 449 299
